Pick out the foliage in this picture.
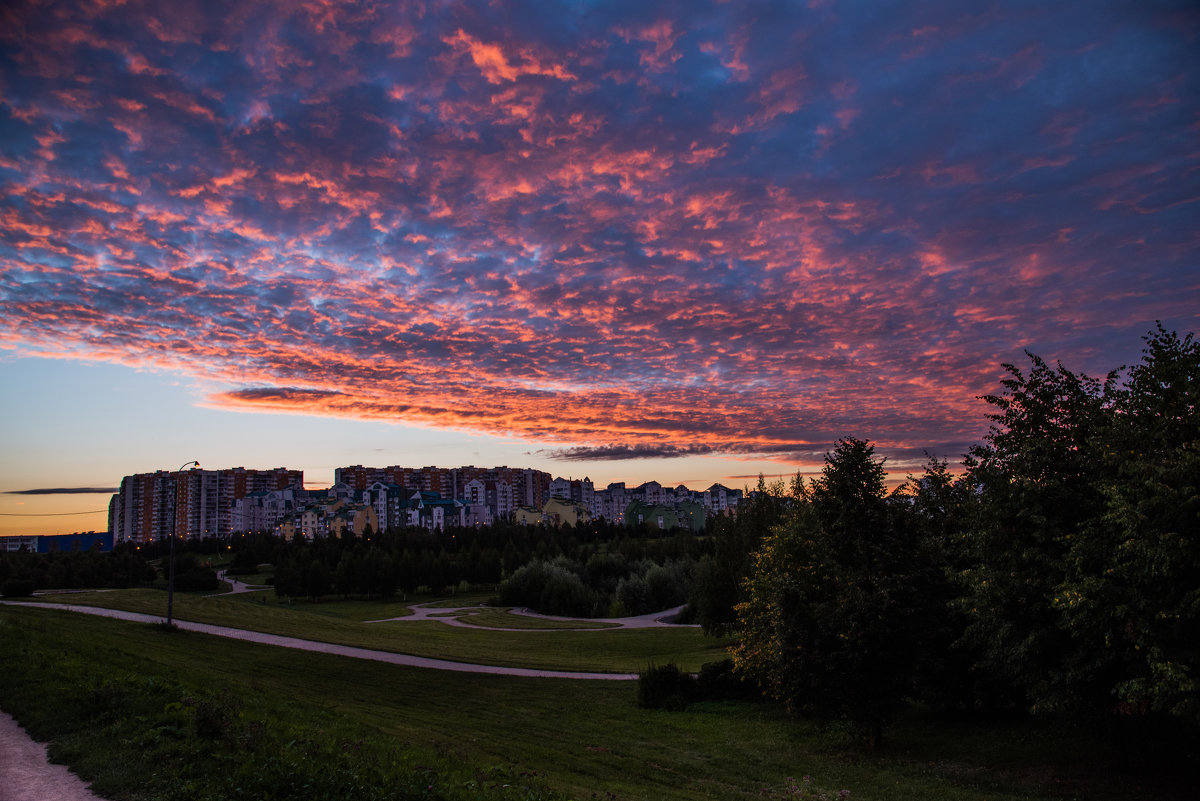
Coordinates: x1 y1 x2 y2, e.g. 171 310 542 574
1 578 35 597
1055 324 1200 722
636 662 696 710
695 658 760 701
732 438 937 746
499 557 601 617
499 554 694 617
956 324 1200 729
171 553 221 591
957 349 1117 714
688 476 787 635
0 541 156 591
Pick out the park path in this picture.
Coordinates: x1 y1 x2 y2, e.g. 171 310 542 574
0 711 105 801
368 601 694 631
1 601 638 680
212 570 270 595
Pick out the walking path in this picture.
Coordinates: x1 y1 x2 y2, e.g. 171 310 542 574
2 601 638 680
0 711 104 801
367 601 693 631
212 570 270 595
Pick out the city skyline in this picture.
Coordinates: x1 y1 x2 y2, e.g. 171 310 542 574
3 1 1198 536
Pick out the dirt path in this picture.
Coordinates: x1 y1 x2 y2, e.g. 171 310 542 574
0 711 105 801
2 601 637 680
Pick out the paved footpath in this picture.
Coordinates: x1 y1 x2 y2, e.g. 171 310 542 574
368 601 694 631
0 711 104 801
2 601 638 680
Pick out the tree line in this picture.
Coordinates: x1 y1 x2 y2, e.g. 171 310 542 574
697 324 1197 751
247 519 706 602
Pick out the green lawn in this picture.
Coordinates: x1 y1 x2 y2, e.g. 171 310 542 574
448 607 619 630
3 604 1176 801
26 588 720 672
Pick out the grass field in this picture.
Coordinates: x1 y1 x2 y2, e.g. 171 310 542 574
1 595 1191 801
447 607 620 630
28 588 717 672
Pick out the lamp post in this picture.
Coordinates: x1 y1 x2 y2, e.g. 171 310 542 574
167 460 199 626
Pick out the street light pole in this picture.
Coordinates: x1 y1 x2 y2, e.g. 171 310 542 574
167 460 199 627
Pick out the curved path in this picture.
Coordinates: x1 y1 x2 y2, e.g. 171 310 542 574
0 711 104 801
368 602 694 631
213 570 271 595
2 601 637 680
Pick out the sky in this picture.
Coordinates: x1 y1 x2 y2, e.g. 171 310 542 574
1 0 1198 536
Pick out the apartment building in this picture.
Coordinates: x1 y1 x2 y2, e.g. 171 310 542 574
110 467 302 542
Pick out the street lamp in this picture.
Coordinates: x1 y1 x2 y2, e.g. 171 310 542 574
167 460 199 627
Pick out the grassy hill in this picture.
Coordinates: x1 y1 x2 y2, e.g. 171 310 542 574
0 597 1189 800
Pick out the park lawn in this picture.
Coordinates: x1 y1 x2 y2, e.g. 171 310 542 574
447 607 620 630
26 588 719 672
1 604 1171 801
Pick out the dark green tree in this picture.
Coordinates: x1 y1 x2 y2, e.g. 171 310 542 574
732 438 928 746
688 476 786 636
891 456 977 709
958 352 1116 714
1056 324 1200 726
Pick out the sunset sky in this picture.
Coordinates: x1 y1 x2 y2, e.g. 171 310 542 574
2 0 1198 536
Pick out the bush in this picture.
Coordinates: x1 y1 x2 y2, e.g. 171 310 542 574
498 558 599 617
696 659 759 701
172 567 220 592
615 574 650 615
637 662 696 710
1 578 36 598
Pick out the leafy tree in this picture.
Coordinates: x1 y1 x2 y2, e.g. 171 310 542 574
958 325 1199 733
689 476 786 636
732 438 928 746
303 559 331 600
273 556 304 599
892 457 977 709
1056 324 1200 726
958 352 1116 714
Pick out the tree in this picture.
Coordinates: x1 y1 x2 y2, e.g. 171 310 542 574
732 438 929 746
689 476 786 636
1056 324 1200 727
893 457 977 709
958 352 1116 714
958 326 1199 734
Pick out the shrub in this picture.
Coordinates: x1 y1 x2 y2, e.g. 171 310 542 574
173 567 220 592
615 575 650 615
499 558 598 617
637 662 696 710
696 659 759 701
1 578 36 598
